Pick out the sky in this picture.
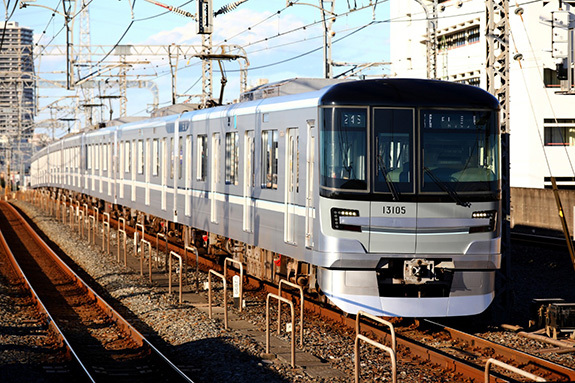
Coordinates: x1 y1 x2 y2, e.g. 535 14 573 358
5 0 390 137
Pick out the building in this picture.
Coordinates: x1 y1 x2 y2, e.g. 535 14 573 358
0 21 35 175
389 0 575 190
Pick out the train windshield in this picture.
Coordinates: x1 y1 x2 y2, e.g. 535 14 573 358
320 108 368 190
421 109 499 195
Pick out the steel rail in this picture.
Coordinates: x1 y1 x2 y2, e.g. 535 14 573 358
2 201 195 383
0 208 95 382
426 320 575 382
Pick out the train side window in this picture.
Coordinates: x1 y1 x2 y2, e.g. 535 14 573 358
225 132 239 185
261 129 278 189
138 139 144 175
197 135 207 181
152 138 159 176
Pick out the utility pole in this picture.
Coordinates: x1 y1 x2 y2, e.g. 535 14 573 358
321 1 335 79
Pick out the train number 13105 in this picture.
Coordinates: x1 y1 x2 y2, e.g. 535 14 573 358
383 206 407 215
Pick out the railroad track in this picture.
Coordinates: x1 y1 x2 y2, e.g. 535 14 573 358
0 200 194 383
18 194 575 381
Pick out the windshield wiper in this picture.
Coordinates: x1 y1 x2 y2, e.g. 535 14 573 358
377 154 400 201
423 167 471 207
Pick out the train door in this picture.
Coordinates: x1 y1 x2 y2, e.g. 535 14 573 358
243 130 255 232
305 122 315 248
211 133 220 224
369 108 416 253
285 128 298 244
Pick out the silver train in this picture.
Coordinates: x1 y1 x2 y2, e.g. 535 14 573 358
30 78 502 317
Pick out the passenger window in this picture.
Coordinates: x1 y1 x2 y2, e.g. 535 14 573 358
261 129 278 189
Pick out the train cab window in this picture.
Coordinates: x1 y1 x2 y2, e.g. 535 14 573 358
197 135 207 181
421 110 499 194
374 108 414 194
320 107 367 191
225 132 239 185
261 130 278 189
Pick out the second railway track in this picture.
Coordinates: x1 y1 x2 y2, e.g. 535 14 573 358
0 200 193 382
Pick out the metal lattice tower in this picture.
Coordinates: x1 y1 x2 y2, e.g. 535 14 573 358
486 0 510 319
78 0 96 127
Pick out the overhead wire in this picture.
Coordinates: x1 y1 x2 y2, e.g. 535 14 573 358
511 4 575 179
0 0 20 52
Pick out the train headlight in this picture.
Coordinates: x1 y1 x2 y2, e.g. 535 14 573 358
331 208 362 232
470 210 497 233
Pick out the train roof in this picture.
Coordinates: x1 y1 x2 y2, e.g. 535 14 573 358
319 78 500 109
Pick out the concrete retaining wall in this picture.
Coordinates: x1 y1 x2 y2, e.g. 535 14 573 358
511 187 575 233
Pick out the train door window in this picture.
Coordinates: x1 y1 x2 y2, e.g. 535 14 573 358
212 133 221 184
103 144 108 172
197 135 207 181
261 129 278 189
179 136 183 180
95 144 100 171
225 132 239 185
320 107 368 191
161 138 166 182
170 137 174 180
138 139 144 175
152 138 159 176
373 108 414 194
124 141 131 173
87 145 92 171
186 135 192 184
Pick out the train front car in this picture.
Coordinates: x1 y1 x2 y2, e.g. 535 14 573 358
313 79 501 317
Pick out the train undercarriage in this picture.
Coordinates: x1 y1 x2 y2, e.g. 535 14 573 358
44 187 319 297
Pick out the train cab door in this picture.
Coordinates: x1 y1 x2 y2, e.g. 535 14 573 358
369 108 416 253
305 122 315 249
285 128 298 244
211 133 220 224
243 130 255 232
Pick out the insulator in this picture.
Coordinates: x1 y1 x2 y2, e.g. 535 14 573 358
169 5 194 18
214 0 248 16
